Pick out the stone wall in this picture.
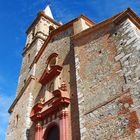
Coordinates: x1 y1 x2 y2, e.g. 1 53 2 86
16 14 59 96
112 18 140 139
16 38 44 96
34 27 80 140
6 80 34 140
74 18 140 140
8 12 140 140
25 16 58 47
35 27 73 80
7 21 81 140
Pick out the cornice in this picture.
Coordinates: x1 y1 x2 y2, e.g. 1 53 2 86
23 35 46 56
26 11 61 34
72 8 140 41
30 97 70 121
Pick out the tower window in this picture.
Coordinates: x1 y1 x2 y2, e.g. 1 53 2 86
49 26 55 33
48 57 56 70
32 28 36 38
27 54 30 63
15 114 19 127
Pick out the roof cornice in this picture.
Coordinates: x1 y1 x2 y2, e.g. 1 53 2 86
26 11 61 34
72 8 140 41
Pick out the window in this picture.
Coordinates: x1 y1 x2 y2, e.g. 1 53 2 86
46 53 58 71
32 28 36 38
15 114 19 127
48 57 56 70
27 54 30 63
49 26 55 34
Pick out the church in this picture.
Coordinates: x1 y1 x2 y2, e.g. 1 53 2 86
6 4 140 140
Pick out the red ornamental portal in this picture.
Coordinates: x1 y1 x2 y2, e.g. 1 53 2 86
30 82 70 140
30 53 70 140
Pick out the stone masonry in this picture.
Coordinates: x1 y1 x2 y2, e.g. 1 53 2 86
73 12 140 140
6 6 140 140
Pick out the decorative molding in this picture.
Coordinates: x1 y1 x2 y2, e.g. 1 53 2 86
58 111 69 119
39 65 62 85
35 122 43 140
46 53 58 65
30 83 70 140
30 97 70 121
72 8 140 41
26 11 61 34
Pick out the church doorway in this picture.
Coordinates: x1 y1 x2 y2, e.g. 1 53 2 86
45 125 59 140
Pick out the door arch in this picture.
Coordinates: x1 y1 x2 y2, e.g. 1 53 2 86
44 124 59 140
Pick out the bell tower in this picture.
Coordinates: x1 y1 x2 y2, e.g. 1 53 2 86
25 5 56 48
6 5 61 140
16 5 61 95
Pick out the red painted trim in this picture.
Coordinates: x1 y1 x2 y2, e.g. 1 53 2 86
35 123 43 140
39 65 62 85
31 97 70 121
46 53 58 64
53 90 69 98
30 84 70 140
52 90 61 97
59 111 69 140
30 103 43 118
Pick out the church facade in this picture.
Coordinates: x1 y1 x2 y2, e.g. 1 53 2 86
6 5 140 140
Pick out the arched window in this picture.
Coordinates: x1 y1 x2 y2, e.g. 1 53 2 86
49 26 55 34
46 53 58 71
15 114 19 127
39 53 61 86
48 57 56 70
44 124 59 140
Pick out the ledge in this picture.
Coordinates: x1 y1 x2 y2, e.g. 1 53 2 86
39 65 62 85
30 97 70 121
26 11 61 34
72 8 140 41
22 34 46 56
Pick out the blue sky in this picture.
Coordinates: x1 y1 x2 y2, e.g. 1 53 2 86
0 0 140 139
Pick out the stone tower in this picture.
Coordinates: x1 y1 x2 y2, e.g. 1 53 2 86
7 4 140 140
6 5 61 140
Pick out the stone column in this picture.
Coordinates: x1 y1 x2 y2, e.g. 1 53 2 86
35 122 43 140
59 110 69 140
